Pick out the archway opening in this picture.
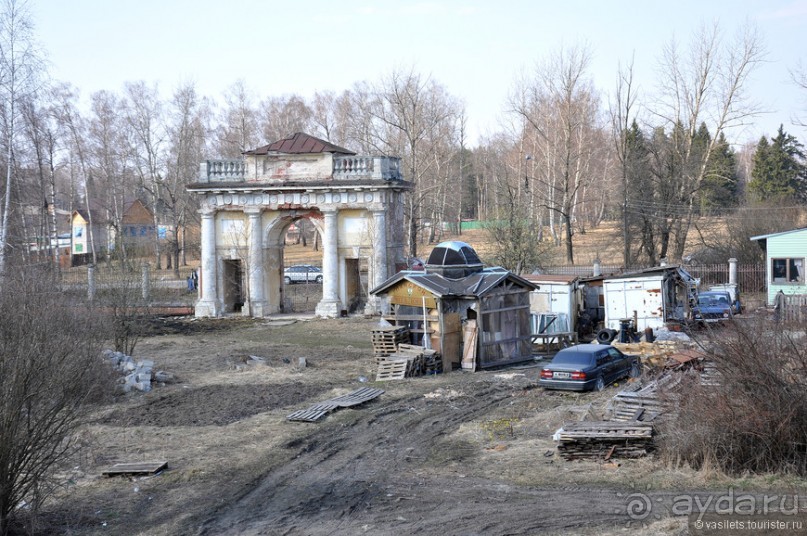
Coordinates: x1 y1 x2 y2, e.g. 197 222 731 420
280 216 323 313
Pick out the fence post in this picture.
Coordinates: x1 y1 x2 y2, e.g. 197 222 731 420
729 258 738 285
87 264 96 301
141 262 150 302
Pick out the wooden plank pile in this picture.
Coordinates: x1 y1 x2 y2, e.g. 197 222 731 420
371 325 410 358
556 421 654 461
287 387 384 422
605 373 680 422
699 360 721 386
612 340 700 370
375 344 441 381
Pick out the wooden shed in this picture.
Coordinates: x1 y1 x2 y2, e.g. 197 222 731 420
371 242 537 370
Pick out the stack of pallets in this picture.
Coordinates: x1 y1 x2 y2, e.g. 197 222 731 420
605 373 680 422
371 325 410 360
556 421 654 461
375 344 441 381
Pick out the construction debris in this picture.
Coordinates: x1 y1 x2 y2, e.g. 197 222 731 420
286 387 384 422
556 421 654 461
611 340 703 370
103 350 161 393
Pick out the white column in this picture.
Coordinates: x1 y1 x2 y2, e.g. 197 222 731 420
372 209 388 288
246 209 266 317
365 209 389 315
196 207 219 317
729 258 738 286
316 208 341 317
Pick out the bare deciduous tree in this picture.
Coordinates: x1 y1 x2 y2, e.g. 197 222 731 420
653 22 764 260
512 45 602 264
0 272 109 533
0 0 41 278
214 80 259 158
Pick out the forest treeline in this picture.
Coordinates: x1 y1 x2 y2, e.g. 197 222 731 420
0 2 806 276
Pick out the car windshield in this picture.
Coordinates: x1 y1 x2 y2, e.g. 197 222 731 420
698 294 727 307
551 351 594 367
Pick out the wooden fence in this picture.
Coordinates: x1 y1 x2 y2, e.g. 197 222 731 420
781 294 807 323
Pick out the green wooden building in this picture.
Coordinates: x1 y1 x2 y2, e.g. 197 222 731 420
750 227 807 305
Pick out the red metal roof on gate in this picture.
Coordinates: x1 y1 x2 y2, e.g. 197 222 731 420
244 132 355 156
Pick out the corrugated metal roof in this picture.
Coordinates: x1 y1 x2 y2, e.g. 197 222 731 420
604 265 696 282
370 267 537 298
522 274 578 284
244 132 355 156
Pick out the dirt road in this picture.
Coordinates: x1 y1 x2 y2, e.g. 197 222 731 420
196 379 649 535
36 317 718 535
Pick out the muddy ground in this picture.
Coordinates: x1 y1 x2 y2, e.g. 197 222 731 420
33 316 804 535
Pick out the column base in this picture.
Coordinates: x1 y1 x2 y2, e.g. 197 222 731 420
315 299 342 318
363 295 388 316
247 300 268 317
194 300 219 318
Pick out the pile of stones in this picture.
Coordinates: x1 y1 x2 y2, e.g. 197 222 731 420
102 350 173 393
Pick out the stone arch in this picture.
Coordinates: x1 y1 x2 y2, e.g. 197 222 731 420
188 134 411 318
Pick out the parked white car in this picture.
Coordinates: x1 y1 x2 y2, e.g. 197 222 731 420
284 265 323 284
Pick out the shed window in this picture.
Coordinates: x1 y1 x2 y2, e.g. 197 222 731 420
772 258 804 284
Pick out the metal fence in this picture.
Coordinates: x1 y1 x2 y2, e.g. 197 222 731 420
59 263 198 306
543 262 767 292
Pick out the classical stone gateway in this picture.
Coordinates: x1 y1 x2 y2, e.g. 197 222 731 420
186 133 411 318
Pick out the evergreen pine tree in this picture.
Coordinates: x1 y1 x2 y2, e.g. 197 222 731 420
749 125 807 202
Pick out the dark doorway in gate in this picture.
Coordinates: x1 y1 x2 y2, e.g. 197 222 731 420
223 259 244 313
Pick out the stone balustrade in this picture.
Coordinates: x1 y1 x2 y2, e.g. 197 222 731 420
198 155 402 183
199 160 246 182
333 156 401 180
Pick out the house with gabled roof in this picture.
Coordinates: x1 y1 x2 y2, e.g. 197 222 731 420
371 241 537 370
70 209 110 265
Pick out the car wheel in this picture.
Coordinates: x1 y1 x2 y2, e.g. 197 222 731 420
629 363 641 378
315 275 323 284
595 376 605 392
284 276 291 285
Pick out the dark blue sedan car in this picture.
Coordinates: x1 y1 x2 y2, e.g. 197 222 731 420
540 344 640 391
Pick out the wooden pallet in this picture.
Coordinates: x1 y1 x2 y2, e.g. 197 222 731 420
287 387 385 422
102 461 168 477
371 326 410 357
375 359 408 381
557 421 654 460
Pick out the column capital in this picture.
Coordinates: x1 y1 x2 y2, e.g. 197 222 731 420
244 207 263 216
200 206 216 218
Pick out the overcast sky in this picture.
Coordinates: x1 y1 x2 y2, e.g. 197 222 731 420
33 0 807 147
